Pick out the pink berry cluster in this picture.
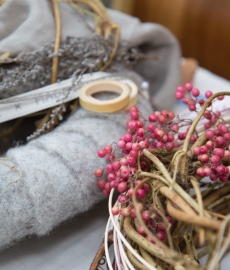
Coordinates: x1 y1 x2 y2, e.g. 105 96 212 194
194 126 230 182
95 106 185 197
95 106 178 243
175 83 224 130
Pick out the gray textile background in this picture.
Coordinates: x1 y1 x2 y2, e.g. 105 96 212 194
0 0 181 250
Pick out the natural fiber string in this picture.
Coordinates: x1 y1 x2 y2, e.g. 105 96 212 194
0 158 22 186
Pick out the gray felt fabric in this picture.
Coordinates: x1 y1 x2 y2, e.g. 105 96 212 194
0 0 181 250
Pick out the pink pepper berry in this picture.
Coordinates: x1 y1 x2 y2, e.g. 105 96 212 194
158 115 166 123
95 168 103 177
118 194 129 203
118 182 128 193
142 211 150 221
206 130 214 139
168 111 175 119
138 226 146 236
97 149 106 158
98 179 106 189
217 95 225 100
158 222 166 231
210 172 218 181
128 188 134 198
171 124 179 132
130 150 138 158
103 189 110 196
220 175 228 182
192 88 200 97
156 231 165 241
167 134 174 142
130 208 137 218
121 207 130 217
104 183 111 192
175 91 184 100
211 155 220 164
190 135 197 143
189 104 196 111
166 216 173 223
136 128 145 137
111 206 120 215
193 147 200 155
120 158 127 166
129 121 138 130
143 183 150 193
130 111 139 120
129 106 138 112
149 114 157 122
196 167 204 176
127 156 136 166
200 146 208 154
176 86 185 92
200 154 209 163
135 180 144 189
120 167 130 178
108 172 116 182
147 124 156 132
203 167 211 176
126 142 133 151
165 142 173 151
185 82 193 91
220 125 228 134
205 90 213 98
224 133 230 141
206 140 214 149
136 189 146 198
104 145 112 154
124 133 133 142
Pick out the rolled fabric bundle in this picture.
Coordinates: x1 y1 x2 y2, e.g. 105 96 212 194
0 0 181 249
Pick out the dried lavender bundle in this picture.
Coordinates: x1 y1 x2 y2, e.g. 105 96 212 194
0 34 147 99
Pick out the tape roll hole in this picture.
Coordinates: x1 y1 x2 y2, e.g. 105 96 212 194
86 84 124 101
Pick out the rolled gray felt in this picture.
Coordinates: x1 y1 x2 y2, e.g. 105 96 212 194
0 0 181 249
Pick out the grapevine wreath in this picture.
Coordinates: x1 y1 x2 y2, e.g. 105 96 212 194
92 85 230 270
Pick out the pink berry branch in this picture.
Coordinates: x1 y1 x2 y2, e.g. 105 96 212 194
92 83 230 270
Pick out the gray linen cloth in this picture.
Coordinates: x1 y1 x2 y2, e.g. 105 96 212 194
0 0 181 250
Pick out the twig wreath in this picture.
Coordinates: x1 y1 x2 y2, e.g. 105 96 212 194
92 87 230 270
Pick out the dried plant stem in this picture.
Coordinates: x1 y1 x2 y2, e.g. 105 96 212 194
190 177 205 245
124 217 182 269
213 200 230 211
197 247 209 259
159 186 196 215
139 246 163 270
167 201 222 230
200 181 222 200
206 216 230 270
187 132 207 158
51 0 61 84
142 149 203 216
126 248 151 270
100 23 120 71
203 184 230 208
207 194 230 211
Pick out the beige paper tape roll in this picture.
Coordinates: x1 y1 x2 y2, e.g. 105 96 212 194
120 80 138 110
79 80 133 113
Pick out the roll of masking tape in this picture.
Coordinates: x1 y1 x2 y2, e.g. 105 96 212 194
120 80 138 111
79 80 138 113
79 80 131 113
